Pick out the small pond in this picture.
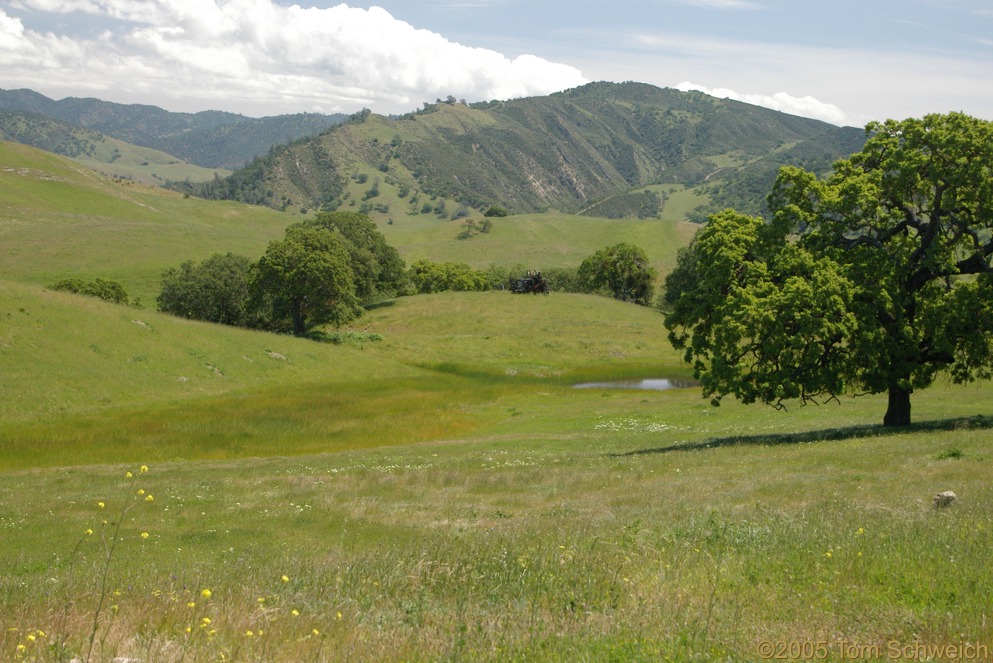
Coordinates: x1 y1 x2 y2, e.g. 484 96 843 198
573 378 698 391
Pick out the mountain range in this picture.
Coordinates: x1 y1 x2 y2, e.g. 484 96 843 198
180 82 866 220
1 82 865 221
0 88 346 171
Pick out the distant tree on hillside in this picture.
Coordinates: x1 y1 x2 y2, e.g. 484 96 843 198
156 253 253 326
578 243 656 305
408 260 490 294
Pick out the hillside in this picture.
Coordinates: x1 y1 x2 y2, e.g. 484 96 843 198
0 141 696 304
185 82 865 219
0 88 346 169
0 108 231 184
0 141 293 302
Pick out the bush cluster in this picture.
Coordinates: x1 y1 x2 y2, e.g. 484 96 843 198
49 277 136 306
156 212 405 336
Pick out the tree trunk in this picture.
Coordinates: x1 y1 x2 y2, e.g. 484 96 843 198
291 305 306 336
883 386 912 426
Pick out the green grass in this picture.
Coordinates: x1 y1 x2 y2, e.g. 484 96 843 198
0 141 292 302
3 387 992 661
3 141 993 661
0 285 682 469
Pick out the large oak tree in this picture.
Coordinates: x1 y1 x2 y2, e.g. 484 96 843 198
664 112 993 426
252 225 362 335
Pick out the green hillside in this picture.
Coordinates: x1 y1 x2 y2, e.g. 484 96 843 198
185 82 865 221
0 141 291 302
0 109 230 184
0 141 692 304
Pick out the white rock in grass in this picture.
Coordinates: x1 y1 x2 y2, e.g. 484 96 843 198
933 490 958 508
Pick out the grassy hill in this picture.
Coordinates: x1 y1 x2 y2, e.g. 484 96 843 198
0 141 293 301
186 82 865 222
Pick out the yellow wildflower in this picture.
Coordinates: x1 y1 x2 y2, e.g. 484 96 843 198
201 589 212 599
140 465 149 473
98 502 106 509
140 532 149 540
281 575 290 583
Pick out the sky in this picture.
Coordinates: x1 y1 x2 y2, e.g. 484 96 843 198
1 1 991 127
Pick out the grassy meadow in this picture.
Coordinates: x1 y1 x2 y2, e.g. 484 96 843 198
2 142 993 661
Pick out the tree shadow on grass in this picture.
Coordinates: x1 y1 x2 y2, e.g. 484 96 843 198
613 414 993 457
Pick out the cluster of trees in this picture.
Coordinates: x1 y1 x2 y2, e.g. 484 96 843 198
663 112 993 426
157 212 404 336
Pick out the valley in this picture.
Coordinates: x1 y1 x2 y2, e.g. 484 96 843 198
1 89 991 662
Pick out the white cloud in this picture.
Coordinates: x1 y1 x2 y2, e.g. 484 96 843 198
674 82 856 126
571 27 993 126
0 2 587 115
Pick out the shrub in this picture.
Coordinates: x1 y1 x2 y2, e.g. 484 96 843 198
50 278 132 306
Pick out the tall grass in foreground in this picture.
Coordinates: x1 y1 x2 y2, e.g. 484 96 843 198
2 394 991 661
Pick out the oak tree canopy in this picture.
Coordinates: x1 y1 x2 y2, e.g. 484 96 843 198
664 112 993 426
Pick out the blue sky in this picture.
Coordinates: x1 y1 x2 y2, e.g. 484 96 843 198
2 1 991 126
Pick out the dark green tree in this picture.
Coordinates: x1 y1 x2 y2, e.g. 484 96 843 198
664 112 993 426
252 225 362 335
304 211 406 303
578 243 657 305
50 277 131 305
157 253 253 326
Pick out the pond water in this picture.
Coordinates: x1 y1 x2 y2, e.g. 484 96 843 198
572 378 698 391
